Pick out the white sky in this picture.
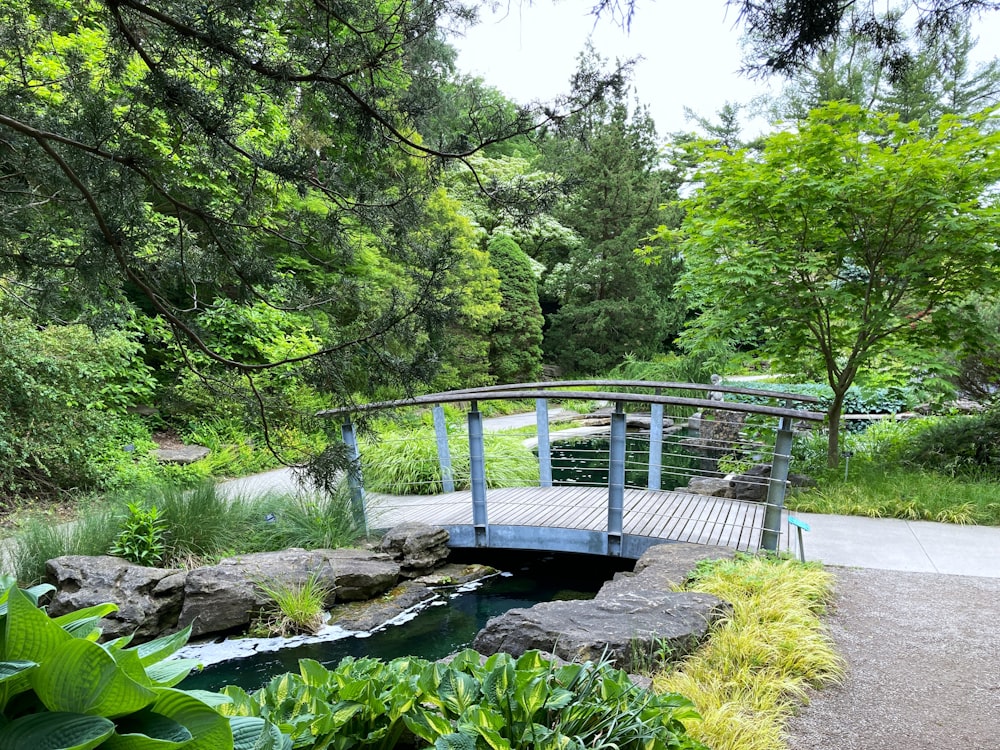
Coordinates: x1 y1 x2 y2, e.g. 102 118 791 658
450 1 1000 138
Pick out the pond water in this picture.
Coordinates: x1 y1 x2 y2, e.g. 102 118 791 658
180 551 630 694
549 433 699 488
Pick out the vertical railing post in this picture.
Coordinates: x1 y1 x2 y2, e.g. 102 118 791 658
468 400 488 547
536 398 552 488
341 419 368 536
432 405 455 493
647 390 664 490
607 401 626 556
761 411 794 552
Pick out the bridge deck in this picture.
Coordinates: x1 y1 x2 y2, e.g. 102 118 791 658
367 486 799 556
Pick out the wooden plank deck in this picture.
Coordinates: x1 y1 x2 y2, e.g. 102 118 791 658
366 485 800 556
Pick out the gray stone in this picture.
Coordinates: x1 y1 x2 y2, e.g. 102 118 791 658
471 591 730 672
728 464 771 501
472 543 734 671
46 555 187 643
379 523 450 577
178 548 400 637
681 476 732 497
153 445 210 464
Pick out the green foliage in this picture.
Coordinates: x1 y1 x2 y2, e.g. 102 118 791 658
252 573 333 637
609 353 715 386
7 507 122 586
655 554 842 750
360 427 539 495
898 409 1000 478
666 101 1000 466
540 46 684 375
486 234 544 384
0 582 288 749
0 318 160 498
109 502 167 567
256 490 362 551
222 650 705 750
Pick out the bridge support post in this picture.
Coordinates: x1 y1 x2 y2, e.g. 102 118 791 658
607 401 626 556
647 401 664 491
432 405 455 493
468 401 488 547
340 419 368 536
761 413 794 552
536 398 552 488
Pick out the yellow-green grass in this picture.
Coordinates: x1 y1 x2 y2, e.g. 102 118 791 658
787 463 1000 525
653 555 844 750
252 572 333 637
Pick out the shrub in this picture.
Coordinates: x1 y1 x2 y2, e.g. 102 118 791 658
221 650 706 750
898 409 1000 478
109 501 168 566
487 234 544 384
0 318 159 499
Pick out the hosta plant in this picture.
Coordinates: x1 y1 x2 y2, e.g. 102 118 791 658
0 578 289 749
221 649 706 750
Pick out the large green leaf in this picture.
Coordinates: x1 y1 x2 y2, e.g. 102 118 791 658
0 711 114 750
437 670 480 716
144 660 199 688
30 638 156 718
4 586 72 663
230 717 291 750
104 708 192 749
133 626 192 668
150 688 233 750
0 659 38 710
435 732 476 750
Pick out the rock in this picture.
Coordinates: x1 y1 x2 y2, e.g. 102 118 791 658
178 548 400 637
471 592 730 673
681 476 732 497
727 464 771 501
379 523 450 577
46 556 186 643
153 445 210 464
328 580 436 631
472 543 734 672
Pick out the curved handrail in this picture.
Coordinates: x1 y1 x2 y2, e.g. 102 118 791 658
317 387 825 422
434 379 822 403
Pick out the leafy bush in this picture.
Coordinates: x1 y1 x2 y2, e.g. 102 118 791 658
0 318 160 498
110 502 168 566
360 426 539 494
0 580 288 749
221 649 706 750
898 409 1000 478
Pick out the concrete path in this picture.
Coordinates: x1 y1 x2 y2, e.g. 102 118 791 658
792 512 1000 578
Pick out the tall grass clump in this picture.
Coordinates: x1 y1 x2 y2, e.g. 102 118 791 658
653 555 843 750
254 488 362 551
7 506 121 585
360 426 539 494
251 572 334 636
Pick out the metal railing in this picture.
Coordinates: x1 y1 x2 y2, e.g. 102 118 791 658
319 381 824 555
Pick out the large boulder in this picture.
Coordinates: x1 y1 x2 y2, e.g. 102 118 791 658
178 548 400 637
46 555 186 642
472 543 733 672
379 523 450 577
471 592 729 672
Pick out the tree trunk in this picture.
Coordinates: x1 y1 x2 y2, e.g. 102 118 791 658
826 388 847 469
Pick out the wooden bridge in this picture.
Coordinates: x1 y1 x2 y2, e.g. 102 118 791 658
319 380 824 560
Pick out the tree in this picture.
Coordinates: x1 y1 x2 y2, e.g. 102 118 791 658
539 46 683 374
486 234 544 383
728 0 1000 76
667 102 1000 467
